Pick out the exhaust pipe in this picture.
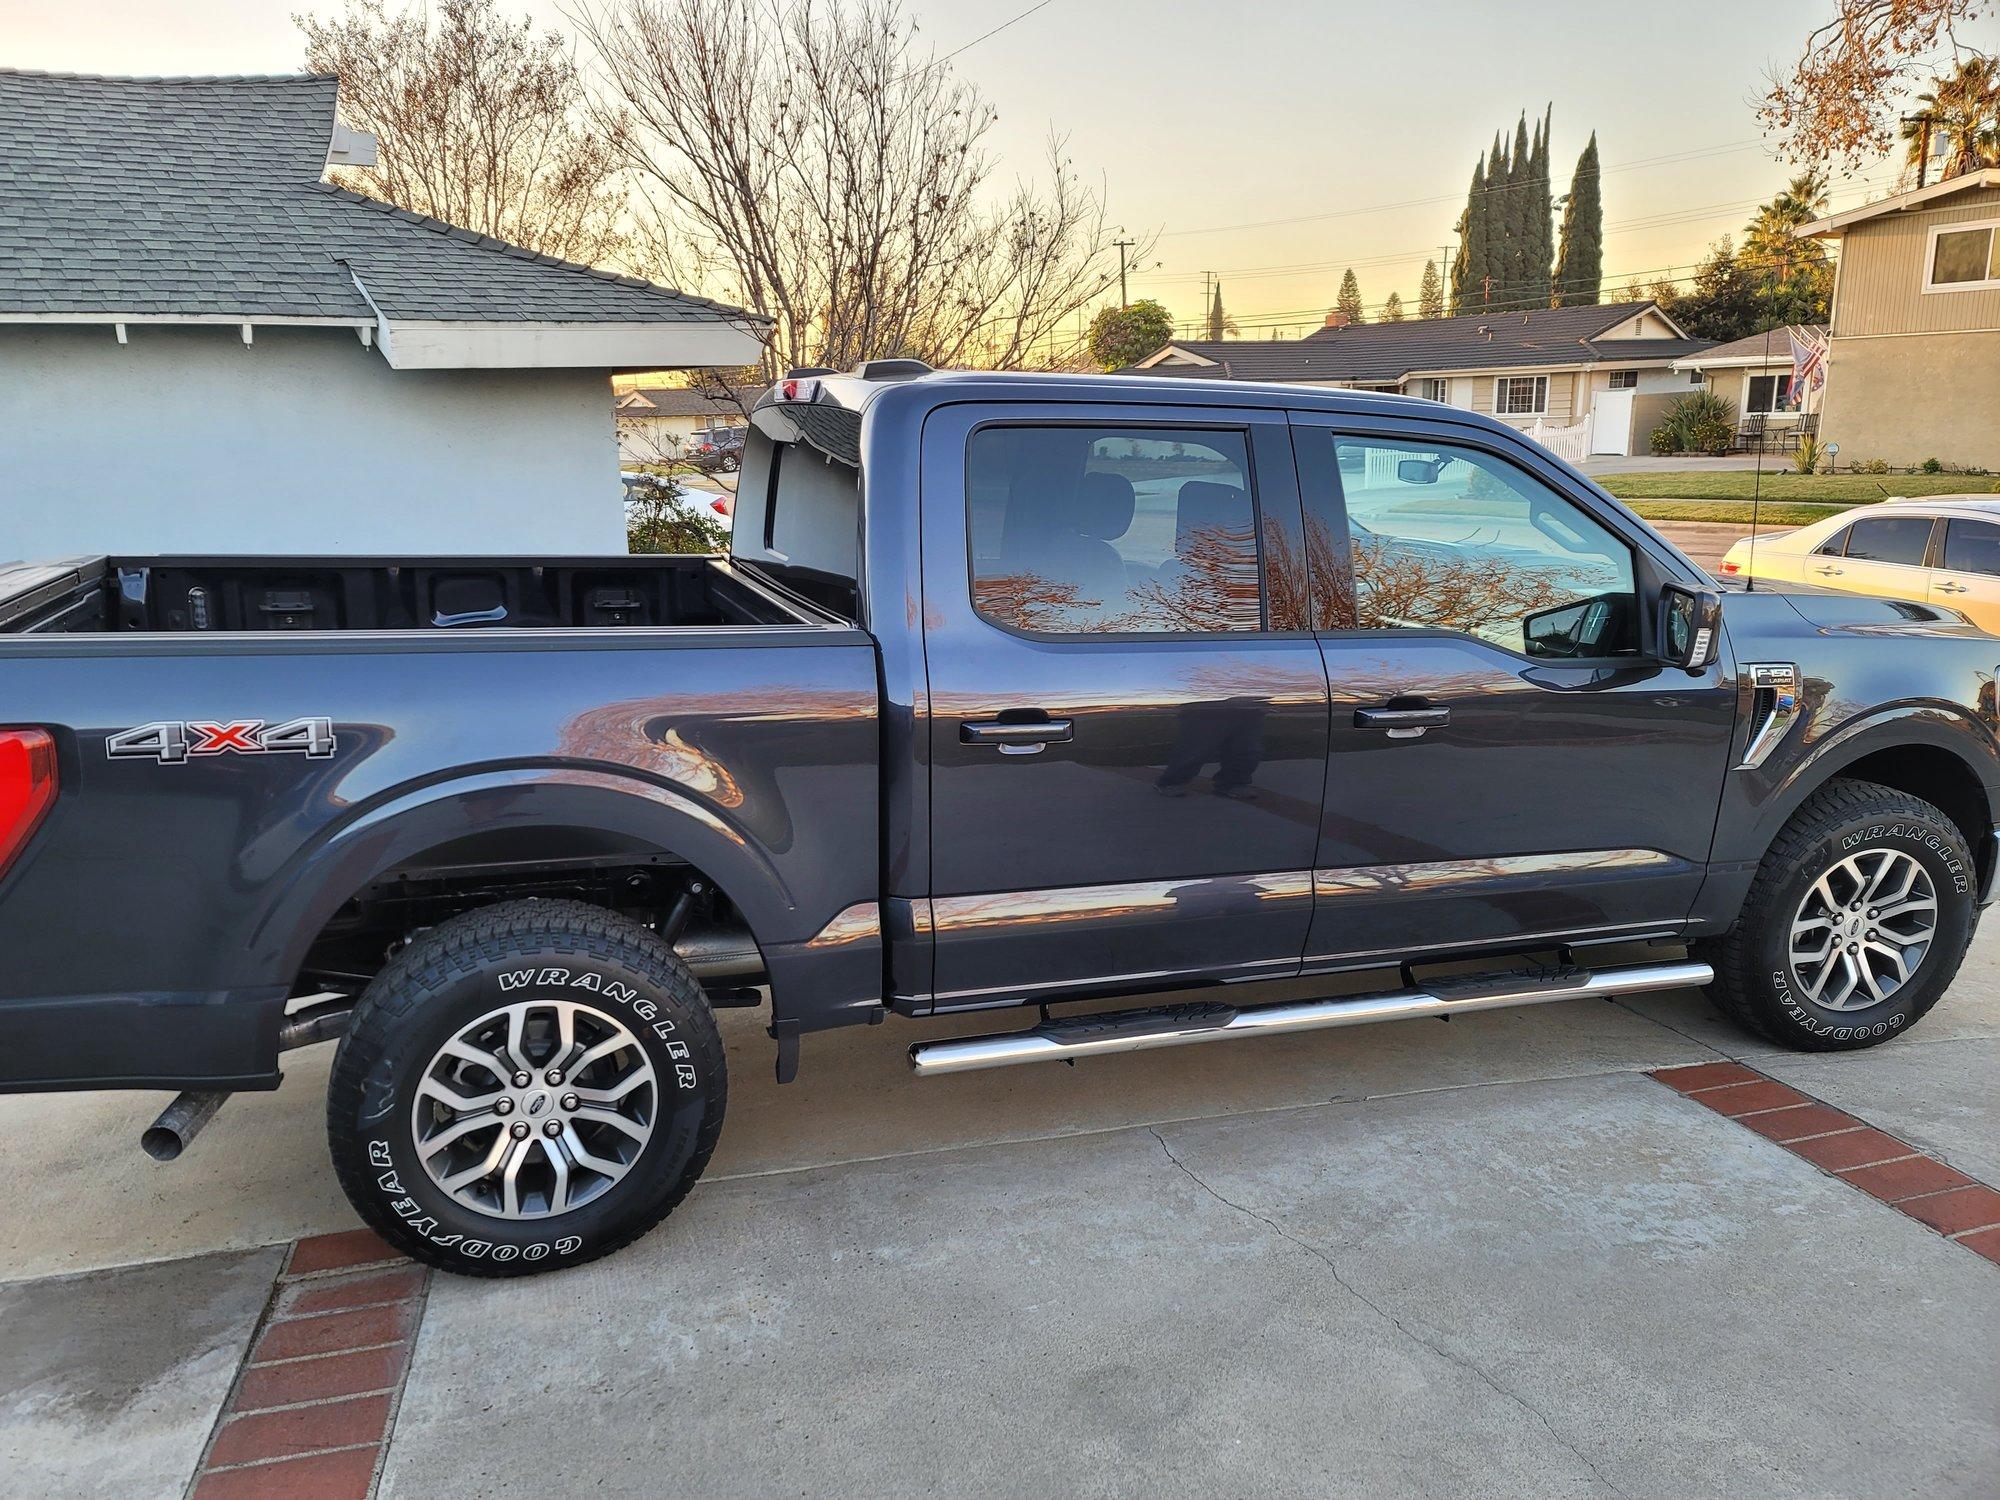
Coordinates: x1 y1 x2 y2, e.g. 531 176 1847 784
909 959 1712 1077
141 1090 230 1161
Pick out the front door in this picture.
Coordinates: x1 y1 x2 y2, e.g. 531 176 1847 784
1289 417 1739 967
917 402 1329 1010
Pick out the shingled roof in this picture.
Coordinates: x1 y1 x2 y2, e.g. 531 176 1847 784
0 70 767 366
1126 302 1710 384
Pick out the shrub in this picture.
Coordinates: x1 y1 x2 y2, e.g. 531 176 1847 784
625 475 730 554
1652 390 1736 455
1648 426 1678 456
1793 434 1825 474
1849 457 1891 474
1920 457 1944 474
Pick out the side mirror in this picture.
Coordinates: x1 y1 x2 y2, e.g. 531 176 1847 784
1657 582 1723 673
1396 458 1443 485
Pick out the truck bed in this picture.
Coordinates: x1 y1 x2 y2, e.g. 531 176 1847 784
0 553 827 634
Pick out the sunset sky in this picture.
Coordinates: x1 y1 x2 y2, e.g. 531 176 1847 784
6 0 1989 336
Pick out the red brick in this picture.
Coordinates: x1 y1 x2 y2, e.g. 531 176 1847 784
207 1394 391 1468
1955 1226 2000 1265
1738 1103 1863 1143
278 1266 426 1319
1900 1185 2000 1236
1839 1155 1978 1204
234 1346 410 1413
1692 1080 1812 1117
285 1229 405 1278
1650 1061 1764 1093
194 1445 377 1500
1786 1128 1915 1172
252 1301 418 1364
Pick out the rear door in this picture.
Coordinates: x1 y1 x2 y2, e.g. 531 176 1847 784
1289 415 1738 966
1929 516 2000 634
917 401 1328 1010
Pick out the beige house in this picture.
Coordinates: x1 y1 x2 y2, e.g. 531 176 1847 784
1125 301 1712 458
614 384 762 466
1798 170 2000 471
1672 325 1825 441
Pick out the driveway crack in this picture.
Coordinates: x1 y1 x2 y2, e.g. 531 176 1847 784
1146 1126 1627 1498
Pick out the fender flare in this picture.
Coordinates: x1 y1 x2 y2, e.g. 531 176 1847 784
249 763 802 984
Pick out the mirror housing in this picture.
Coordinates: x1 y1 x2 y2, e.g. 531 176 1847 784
1657 582 1723 673
1396 458 1444 485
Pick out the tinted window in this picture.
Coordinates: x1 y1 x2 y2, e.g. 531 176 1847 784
1841 516 1932 567
968 427 1261 634
1331 438 1637 657
1943 518 2000 577
1812 526 1851 558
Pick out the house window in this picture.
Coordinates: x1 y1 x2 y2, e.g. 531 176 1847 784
1688 371 1707 386
1606 370 1638 390
1925 219 2000 292
1746 374 1801 414
1494 375 1549 416
1414 378 1449 403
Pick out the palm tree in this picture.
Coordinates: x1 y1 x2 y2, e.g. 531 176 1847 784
1900 58 2000 183
1744 171 1830 280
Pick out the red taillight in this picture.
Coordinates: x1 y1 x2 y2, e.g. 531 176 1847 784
1719 562 1740 574
712 495 733 517
0 729 57 877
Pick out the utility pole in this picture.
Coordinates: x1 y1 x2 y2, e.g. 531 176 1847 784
1903 113 1935 189
1113 237 1136 307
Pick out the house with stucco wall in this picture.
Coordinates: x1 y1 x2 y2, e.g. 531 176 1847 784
0 70 768 561
1797 170 2000 472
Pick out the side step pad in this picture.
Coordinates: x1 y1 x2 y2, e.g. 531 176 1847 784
908 960 1711 1077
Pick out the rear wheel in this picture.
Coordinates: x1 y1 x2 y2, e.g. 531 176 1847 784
326 900 725 1277
1701 779 1976 1050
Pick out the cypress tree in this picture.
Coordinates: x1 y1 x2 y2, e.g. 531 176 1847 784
1382 291 1405 321
1207 281 1225 341
1553 132 1603 305
1451 153 1488 313
1529 105 1554 307
1418 259 1444 319
1504 113 1531 307
1336 268 1365 325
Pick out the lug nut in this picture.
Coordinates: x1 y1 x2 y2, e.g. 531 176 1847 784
546 1070 564 1086
543 1120 563 1138
512 1071 531 1088
560 1093 579 1111
494 1098 515 1116
510 1121 530 1140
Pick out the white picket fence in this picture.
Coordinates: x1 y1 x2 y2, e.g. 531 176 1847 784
1526 412 1593 464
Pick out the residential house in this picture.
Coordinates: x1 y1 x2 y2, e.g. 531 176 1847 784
0 71 768 560
1672 325 1826 445
615 385 765 466
1794 171 2000 471
1124 301 1712 457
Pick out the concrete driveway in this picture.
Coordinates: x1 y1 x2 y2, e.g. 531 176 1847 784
4 935 1997 1497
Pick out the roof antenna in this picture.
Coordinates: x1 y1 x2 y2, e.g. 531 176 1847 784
1743 323 1775 593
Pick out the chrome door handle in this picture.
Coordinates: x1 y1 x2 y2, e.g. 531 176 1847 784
1937 581 1969 594
962 717 1073 756
1356 706 1450 739
1814 565 1844 577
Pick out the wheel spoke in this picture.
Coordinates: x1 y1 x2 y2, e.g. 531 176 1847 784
574 1105 649 1142
417 1110 500 1156
417 1077 503 1114
439 1130 512 1193
563 1135 629 1180
567 1035 628 1076
502 1004 535 1075
499 1137 532 1217
543 1138 571 1215
569 1063 655 1106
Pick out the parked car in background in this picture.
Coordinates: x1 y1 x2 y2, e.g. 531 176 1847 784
682 424 745 473
1718 498 2000 633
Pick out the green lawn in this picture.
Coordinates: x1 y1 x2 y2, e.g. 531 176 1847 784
1626 500 1849 527
1597 472 2000 502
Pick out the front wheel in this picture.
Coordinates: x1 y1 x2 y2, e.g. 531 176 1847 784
326 900 726 1277
1700 779 1976 1051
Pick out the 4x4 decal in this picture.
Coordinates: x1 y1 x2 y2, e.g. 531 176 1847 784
106 717 337 764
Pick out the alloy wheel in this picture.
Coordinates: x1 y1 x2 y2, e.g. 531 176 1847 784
1788 848 1937 1012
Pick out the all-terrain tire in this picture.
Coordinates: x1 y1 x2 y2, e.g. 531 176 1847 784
326 899 726 1277
1698 778 1975 1051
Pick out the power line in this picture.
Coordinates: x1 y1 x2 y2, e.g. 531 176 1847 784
920 0 1058 70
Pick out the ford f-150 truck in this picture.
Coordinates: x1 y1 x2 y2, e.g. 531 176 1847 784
3 364 1996 1276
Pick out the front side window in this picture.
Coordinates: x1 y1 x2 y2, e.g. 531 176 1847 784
1747 374 1801 414
1331 438 1637 658
1495 376 1549 416
967 426 1261 634
1928 222 2000 290
1942 518 2000 577
1841 515 1933 566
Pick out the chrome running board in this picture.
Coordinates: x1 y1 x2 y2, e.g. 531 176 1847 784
907 959 1712 1077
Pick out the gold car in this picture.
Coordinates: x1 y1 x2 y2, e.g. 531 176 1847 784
1717 497 2000 634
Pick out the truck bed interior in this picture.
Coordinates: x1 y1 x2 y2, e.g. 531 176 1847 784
0 555 826 634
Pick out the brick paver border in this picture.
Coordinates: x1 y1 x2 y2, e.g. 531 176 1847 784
188 1229 430 1500
1652 1061 2000 1266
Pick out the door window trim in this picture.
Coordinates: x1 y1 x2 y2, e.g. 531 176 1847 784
958 416 1296 644
1298 423 1650 667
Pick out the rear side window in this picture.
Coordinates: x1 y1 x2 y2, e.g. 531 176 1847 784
1943 518 2000 577
1841 516 1933 567
967 426 1262 634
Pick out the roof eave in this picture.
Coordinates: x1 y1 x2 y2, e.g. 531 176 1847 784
376 317 769 371
1796 169 2000 237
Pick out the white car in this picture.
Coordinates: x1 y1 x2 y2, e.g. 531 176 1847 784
1717 497 2000 634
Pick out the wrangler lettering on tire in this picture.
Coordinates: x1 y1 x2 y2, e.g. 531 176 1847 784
326 900 726 1277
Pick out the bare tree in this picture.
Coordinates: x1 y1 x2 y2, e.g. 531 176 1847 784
299 0 630 265
1762 0 1991 168
571 0 1141 373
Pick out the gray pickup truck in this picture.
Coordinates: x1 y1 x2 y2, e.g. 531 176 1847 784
2 362 1995 1276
